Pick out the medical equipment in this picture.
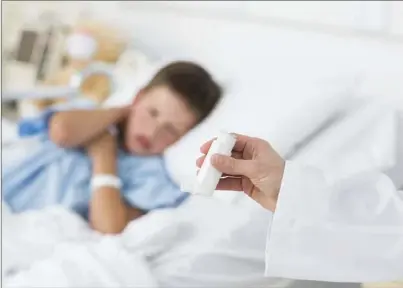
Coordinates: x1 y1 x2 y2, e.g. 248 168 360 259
3 12 68 87
1 62 116 102
182 131 236 197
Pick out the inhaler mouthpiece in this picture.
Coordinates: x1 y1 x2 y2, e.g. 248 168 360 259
181 131 236 197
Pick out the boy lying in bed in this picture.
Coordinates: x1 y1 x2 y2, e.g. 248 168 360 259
3 61 222 234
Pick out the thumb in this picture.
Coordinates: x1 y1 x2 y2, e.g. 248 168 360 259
211 154 256 177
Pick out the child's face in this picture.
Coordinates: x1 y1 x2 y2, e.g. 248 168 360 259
124 85 197 155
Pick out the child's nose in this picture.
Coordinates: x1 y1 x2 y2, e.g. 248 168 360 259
144 121 158 138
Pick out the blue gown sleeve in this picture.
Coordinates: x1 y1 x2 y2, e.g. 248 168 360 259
121 156 189 212
18 99 96 139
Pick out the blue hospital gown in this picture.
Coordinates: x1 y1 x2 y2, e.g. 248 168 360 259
2 100 188 218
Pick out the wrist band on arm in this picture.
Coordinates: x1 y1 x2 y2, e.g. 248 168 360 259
91 174 122 192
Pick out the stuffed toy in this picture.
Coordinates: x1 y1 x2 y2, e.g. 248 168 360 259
31 20 126 111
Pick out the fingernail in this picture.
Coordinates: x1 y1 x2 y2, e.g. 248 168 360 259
211 154 221 165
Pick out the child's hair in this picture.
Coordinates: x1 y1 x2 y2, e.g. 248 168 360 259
144 61 223 123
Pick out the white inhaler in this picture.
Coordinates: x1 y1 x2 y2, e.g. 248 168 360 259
184 131 236 197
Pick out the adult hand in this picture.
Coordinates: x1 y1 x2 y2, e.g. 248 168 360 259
196 134 285 211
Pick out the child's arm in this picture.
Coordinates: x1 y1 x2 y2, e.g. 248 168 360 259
49 106 129 148
87 131 143 234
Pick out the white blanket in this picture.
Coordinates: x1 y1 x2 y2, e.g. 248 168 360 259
2 204 186 287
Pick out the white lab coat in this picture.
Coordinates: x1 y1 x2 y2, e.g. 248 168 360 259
265 161 403 283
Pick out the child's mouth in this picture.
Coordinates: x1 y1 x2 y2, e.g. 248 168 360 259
136 136 151 150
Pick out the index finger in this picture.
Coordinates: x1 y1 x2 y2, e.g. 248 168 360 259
200 133 251 154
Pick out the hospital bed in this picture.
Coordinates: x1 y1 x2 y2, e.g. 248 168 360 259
2 57 402 288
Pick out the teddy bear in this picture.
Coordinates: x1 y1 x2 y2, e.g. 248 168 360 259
31 19 127 111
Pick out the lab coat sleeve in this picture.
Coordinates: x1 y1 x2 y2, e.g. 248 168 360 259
265 161 403 283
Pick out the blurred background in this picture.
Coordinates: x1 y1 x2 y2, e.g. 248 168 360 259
1 2 402 287
2 1 403 119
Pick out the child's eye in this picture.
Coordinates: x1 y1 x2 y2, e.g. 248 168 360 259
149 108 159 117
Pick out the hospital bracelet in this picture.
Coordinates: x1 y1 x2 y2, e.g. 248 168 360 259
91 174 123 192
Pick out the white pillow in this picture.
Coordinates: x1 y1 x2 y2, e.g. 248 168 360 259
292 98 398 179
164 72 358 198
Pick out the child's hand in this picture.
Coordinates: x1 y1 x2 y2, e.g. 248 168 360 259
86 130 117 161
49 105 131 149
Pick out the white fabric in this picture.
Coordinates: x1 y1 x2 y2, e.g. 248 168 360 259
103 59 167 108
2 198 289 287
1 118 18 144
2 120 395 287
111 49 154 96
386 112 403 190
265 161 403 283
263 75 358 158
66 33 98 60
147 196 292 287
293 99 398 178
2 205 184 287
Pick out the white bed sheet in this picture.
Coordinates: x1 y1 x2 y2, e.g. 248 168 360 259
1 196 287 288
2 102 400 288
2 204 171 287
2 196 361 288
1 119 280 287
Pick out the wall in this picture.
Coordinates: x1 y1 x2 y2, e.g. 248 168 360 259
94 1 403 109
2 1 403 109
1 1 89 49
